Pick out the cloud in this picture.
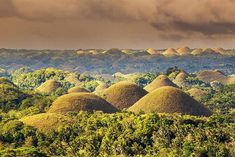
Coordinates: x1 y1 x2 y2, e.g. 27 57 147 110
0 0 16 17
150 0 235 37
0 0 235 48
8 0 235 36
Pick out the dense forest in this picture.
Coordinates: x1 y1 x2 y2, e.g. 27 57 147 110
0 65 234 156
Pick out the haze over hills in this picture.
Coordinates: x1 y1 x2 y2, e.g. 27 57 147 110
0 47 235 75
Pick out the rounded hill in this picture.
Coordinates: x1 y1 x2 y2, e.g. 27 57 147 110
103 48 125 55
192 48 220 55
187 88 207 101
197 70 227 83
163 48 178 57
102 81 148 109
128 86 212 116
146 48 160 55
48 93 118 114
68 86 89 93
20 113 72 133
144 75 178 92
191 48 203 55
177 46 191 55
65 73 81 86
173 71 189 87
93 83 109 95
37 80 62 94
212 48 226 54
202 48 220 55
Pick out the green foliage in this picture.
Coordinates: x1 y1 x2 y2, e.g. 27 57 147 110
27 112 235 156
206 84 235 113
81 80 98 92
0 68 234 156
134 72 158 87
0 110 234 156
0 147 47 157
166 66 181 76
11 66 31 76
19 94 55 112
79 73 94 82
11 67 71 90
186 74 210 87
0 84 27 112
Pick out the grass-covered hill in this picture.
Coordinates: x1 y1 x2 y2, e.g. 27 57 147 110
102 81 148 109
36 80 62 94
20 113 73 133
48 93 118 114
68 86 90 93
144 75 178 92
187 88 208 101
0 67 234 156
128 86 212 116
197 70 235 85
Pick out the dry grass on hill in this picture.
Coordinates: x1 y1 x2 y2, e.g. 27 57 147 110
177 46 191 55
36 80 61 94
68 86 89 93
187 88 207 101
20 113 73 132
144 75 178 92
163 48 178 57
197 70 235 85
128 86 212 116
48 93 118 114
173 71 189 87
102 81 148 109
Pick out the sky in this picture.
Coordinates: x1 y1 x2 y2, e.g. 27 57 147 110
0 0 235 49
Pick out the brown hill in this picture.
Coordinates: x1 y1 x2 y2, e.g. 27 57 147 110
173 71 189 87
65 73 81 86
144 75 178 92
146 48 161 55
77 50 98 55
48 93 118 114
191 48 203 55
192 48 220 55
198 70 235 85
197 70 227 83
163 48 178 57
187 88 207 101
133 50 151 56
128 86 212 116
103 48 125 55
68 86 89 93
102 81 148 109
226 76 235 85
177 46 191 55
36 80 61 94
212 48 226 55
93 83 109 95
122 49 132 54
20 113 72 133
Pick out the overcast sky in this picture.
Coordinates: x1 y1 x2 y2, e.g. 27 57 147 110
0 0 235 49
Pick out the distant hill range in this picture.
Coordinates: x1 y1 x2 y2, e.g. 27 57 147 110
0 47 235 75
